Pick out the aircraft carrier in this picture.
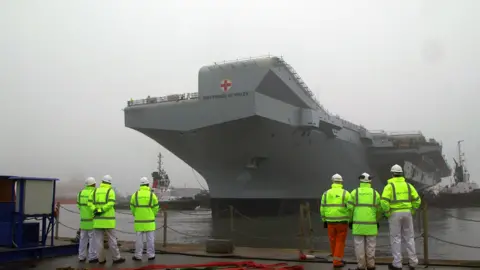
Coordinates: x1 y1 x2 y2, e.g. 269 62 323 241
124 55 451 217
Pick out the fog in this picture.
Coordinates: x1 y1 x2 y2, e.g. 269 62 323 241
0 0 478 193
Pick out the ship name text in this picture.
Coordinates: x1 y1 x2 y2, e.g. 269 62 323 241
202 91 249 100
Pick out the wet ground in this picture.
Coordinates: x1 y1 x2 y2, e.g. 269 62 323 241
56 205 480 261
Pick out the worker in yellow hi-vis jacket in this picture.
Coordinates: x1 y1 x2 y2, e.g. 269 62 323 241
77 177 97 262
381 164 421 270
130 177 160 261
88 175 125 264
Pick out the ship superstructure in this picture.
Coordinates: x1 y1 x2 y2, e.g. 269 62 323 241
124 55 451 216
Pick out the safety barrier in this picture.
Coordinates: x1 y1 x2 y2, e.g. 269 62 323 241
55 201 480 266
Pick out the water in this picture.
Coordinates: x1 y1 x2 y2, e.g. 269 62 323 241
57 205 480 261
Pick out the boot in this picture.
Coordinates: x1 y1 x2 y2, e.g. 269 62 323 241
113 257 126 264
388 264 402 270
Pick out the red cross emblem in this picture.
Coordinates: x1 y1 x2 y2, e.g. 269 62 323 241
220 79 232 92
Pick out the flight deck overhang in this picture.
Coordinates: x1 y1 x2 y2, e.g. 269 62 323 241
125 90 345 136
368 146 451 177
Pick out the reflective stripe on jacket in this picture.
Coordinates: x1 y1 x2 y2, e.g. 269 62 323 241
130 186 160 232
88 183 116 229
347 182 381 235
77 186 95 230
320 183 351 222
380 177 421 216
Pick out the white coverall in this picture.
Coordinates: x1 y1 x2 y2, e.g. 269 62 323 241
381 178 420 269
95 229 121 260
78 230 96 261
389 212 418 268
353 235 377 269
135 231 156 259
130 185 160 260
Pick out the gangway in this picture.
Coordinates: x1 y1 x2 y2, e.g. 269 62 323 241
0 175 78 263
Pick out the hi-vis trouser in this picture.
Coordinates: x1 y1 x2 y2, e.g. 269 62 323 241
388 183 418 268
322 189 349 266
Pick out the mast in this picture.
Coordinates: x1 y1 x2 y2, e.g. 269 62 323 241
157 152 163 173
457 140 470 183
152 152 170 194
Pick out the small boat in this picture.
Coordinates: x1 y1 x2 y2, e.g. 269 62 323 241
424 140 479 208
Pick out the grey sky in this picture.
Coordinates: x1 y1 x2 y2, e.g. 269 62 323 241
0 0 478 193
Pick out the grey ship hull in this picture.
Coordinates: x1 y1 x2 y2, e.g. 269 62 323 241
135 116 376 216
125 56 450 216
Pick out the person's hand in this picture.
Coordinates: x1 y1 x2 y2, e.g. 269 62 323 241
348 223 353 230
323 222 328 228
377 223 380 229
93 209 102 217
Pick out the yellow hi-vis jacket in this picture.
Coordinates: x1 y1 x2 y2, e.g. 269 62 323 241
320 183 351 222
381 177 421 217
77 186 95 230
347 182 381 235
88 183 116 229
130 186 160 232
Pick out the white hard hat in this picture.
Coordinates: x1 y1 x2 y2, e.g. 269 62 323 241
331 173 343 182
85 177 96 186
102 175 113 183
359 172 372 182
140 177 149 185
390 164 403 173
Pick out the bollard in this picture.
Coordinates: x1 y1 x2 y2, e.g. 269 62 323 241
304 202 314 252
55 202 60 239
422 202 429 266
298 203 306 255
229 205 234 232
163 210 167 247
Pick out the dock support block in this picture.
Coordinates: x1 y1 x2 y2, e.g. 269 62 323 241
205 239 234 254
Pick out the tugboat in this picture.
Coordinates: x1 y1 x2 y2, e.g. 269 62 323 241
152 153 200 210
194 189 211 209
425 140 479 208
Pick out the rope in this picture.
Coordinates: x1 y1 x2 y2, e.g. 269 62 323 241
58 220 79 231
58 220 164 235
344 235 424 249
436 212 480 222
191 167 208 191
428 234 480 249
233 209 262 222
174 210 212 216
59 205 135 215
58 204 480 252
59 205 212 216
166 225 210 238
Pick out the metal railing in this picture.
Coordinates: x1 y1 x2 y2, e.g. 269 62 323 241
127 92 199 107
388 130 424 136
211 54 277 66
276 57 327 113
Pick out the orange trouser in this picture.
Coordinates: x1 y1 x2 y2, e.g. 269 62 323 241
327 222 348 266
